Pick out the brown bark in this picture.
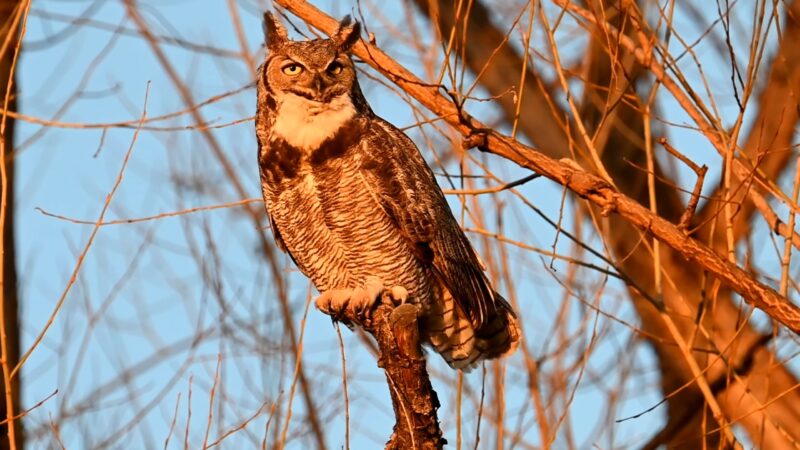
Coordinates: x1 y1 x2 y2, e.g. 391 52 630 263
0 1 21 448
338 301 444 449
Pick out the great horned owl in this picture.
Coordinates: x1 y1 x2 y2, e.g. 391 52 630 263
255 13 519 369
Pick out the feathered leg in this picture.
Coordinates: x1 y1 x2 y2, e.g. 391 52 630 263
315 277 411 320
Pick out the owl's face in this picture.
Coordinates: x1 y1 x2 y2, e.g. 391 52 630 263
264 40 356 103
262 14 361 105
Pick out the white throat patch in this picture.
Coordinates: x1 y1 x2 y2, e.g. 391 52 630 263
271 92 356 150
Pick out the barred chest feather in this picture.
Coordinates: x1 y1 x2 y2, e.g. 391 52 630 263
260 114 435 304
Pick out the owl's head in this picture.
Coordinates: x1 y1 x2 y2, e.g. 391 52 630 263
262 13 361 103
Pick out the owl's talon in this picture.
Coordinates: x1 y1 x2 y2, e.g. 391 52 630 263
347 276 384 316
315 277 385 321
315 289 351 316
387 286 409 305
363 276 384 302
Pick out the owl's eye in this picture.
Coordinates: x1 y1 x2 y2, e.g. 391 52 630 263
281 63 304 76
327 62 344 75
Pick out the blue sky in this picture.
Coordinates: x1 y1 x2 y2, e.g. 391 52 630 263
13 0 797 449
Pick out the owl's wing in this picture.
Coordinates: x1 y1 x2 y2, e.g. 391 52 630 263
359 119 497 327
267 207 302 268
268 212 287 251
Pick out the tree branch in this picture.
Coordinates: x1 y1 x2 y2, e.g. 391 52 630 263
339 300 444 449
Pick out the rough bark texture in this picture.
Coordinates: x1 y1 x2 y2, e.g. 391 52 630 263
0 1 21 448
341 301 444 450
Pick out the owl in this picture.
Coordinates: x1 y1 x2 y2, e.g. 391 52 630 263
255 12 519 369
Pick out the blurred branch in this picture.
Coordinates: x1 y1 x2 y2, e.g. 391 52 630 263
0 82 254 131
14 83 148 384
26 7 241 58
412 0 570 156
556 0 800 235
36 198 263 226
123 1 328 448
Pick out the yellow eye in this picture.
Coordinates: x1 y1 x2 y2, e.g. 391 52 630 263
328 62 344 75
281 64 303 76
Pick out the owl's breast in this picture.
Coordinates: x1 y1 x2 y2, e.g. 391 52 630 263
266 153 435 303
267 168 351 290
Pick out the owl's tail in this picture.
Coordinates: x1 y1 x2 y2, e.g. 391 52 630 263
422 288 520 370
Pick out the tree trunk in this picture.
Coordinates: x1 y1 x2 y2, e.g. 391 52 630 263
0 1 22 448
328 298 444 449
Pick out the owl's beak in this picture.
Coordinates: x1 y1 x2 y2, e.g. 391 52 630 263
312 75 323 93
310 73 334 102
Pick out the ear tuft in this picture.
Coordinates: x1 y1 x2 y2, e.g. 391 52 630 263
333 15 361 52
263 12 289 50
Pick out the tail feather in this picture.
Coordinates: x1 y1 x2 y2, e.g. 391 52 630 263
422 288 520 370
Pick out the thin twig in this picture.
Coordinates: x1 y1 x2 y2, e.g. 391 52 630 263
278 291 314 450
659 138 708 232
163 393 181 450
780 157 800 296
36 198 263 227
335 324 350 450
202 354 223 449
184 375 193 450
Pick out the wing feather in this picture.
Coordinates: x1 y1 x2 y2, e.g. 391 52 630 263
359 119 496 326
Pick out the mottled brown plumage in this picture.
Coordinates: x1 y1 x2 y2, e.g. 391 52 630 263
255 12 519 368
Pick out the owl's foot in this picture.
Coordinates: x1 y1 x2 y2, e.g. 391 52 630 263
384 286 409 305
315 276 384 320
